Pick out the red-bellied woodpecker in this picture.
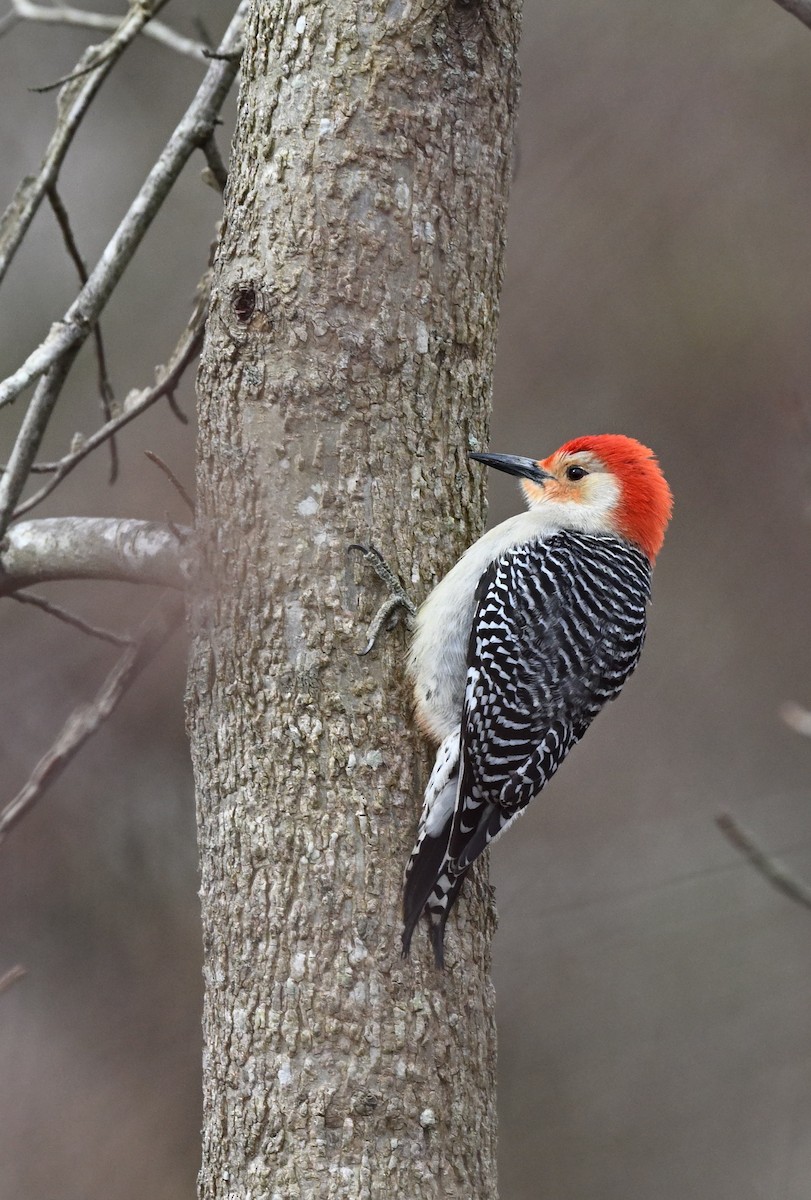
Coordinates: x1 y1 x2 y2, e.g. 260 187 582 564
403 434 673 966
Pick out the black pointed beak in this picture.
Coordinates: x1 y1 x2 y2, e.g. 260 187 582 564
469 452 554 486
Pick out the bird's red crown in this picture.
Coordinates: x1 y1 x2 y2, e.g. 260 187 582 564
553 434 673 562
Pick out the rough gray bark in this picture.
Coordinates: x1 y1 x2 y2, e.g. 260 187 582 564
188 1 521 1195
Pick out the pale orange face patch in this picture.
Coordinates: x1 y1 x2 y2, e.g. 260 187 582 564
517 450 630 545
521 476 581 505
521 452 603 506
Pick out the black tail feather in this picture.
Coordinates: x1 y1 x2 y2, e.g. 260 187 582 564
426 873 467 968
402 820 469 968
401 822 450 958
429 912 447 970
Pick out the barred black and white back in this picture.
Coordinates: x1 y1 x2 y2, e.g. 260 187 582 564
402 530 652 966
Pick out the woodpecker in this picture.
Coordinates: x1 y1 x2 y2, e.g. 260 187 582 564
403 434 673 966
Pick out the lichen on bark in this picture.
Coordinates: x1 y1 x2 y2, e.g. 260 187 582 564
188 1 522 1195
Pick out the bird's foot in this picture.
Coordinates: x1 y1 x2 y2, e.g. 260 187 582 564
347 543 417 656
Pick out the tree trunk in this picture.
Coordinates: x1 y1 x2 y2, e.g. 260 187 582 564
187 1 521 1195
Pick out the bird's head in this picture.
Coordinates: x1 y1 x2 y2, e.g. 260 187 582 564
470 434 673 562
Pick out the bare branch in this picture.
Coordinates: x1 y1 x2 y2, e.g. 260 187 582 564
0 517 192 594
716 812 811 913
0 0 169 287
0 965 26 996
771 0 811 33
144 451 195 514
46 184 118 483
0 593 185 847
9 271 207 516
0 0 248 411
11 589 131 646
7 0 208 61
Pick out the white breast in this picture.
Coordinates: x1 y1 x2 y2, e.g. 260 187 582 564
407 509 561 743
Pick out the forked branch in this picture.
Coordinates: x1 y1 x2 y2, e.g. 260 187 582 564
9 269 209 519
0 0 170 285
0 0 248 538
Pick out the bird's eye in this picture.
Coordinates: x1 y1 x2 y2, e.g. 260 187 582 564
565 465 589 481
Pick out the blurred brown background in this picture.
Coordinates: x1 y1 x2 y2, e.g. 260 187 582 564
2 1 811 1197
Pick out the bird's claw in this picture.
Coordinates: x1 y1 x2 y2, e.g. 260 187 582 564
348 543 416 656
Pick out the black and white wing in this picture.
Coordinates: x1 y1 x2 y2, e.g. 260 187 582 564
402 531 651 966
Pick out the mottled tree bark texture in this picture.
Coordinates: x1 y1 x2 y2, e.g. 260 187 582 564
188 1 521 1196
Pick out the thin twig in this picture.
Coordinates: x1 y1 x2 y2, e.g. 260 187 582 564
191 14 214 48
165 389 189 425
10 590 132 646
46 184 118 483
716 812 811 912
202 47 243 62
6 0 207 59
0 593 185 847
144 452 195 514
0 348 80 538
31 48 121 94
10 274 207 516
0 965 26 996
165 517 187 545
201 133 228 192
0 0 247 411
770 0 811 33
0 0 170 288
